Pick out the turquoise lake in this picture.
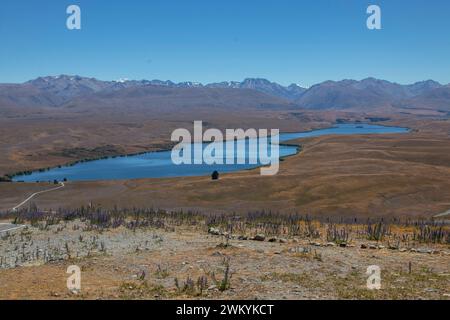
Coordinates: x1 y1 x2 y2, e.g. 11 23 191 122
13 124 409 182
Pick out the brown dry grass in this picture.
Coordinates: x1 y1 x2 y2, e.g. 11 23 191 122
3 124 450 218
1 106 450 218
0 107 334 177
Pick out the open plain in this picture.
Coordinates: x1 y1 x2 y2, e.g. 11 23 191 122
1 112 449 219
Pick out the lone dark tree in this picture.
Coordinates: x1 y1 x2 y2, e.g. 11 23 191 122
211 170 219 180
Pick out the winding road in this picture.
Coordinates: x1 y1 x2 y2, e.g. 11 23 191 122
11 182 65 212
0 183 65 233
434 209 450 218
0 223 25 233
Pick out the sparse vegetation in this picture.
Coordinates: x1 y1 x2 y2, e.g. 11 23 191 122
326 224 350 244
2 206 448 247
208 257 232 292
0 204 448 300
367 221 388 241
155 264 170 279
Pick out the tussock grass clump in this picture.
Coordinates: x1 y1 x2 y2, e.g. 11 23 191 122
174 275 209 296
366 221 389 241
326 224 350 244
155 264 170 279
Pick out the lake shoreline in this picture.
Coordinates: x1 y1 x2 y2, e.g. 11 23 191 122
10 123 409 183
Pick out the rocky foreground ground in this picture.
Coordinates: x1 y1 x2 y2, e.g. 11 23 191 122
0 219 448 300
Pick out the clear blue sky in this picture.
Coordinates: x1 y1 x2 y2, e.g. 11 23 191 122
1 0 449 86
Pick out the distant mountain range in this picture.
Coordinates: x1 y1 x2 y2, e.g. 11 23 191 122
296 78 448 110
0 75 449 112
206 78 306 100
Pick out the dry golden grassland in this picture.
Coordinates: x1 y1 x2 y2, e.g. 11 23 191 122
2 116 449 218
